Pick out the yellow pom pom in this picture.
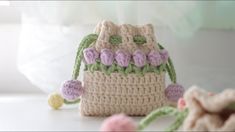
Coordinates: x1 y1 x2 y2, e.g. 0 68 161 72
48 92 64 109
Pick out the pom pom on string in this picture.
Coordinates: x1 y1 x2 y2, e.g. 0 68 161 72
100 114 136 132
60 80 84 101
48 92 64 109
165 83 184 102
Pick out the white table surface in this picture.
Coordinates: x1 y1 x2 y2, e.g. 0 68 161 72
0 94 177 131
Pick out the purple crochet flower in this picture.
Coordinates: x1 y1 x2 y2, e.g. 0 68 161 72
160 49 169 64
60 80 84 101
115 50 131 67
83 47 99 64
100 48 114 66
165 83 184 102
148 50 162 66
133 50 146 67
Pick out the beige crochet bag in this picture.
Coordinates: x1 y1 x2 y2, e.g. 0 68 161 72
48 21 184 116
80 21 167 116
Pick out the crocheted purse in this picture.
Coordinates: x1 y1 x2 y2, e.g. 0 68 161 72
48 21 184 116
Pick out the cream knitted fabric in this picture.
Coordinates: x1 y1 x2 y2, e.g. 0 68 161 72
80 71 167 116
183 86 235 131
79 21 168 116
93 20 159 54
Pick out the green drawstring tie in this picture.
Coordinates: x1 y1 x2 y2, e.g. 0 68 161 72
138 106 188 132
158 43 177 83
72 34 98 80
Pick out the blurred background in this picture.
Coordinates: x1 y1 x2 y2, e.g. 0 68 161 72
0 1 235 94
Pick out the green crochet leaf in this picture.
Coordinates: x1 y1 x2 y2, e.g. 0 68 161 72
153 66 160 74
133 66 143 76
142 64 150 75
125 64 132 74
100 64 108 75
109 35 122 45
133 35 147 45
107 64 116 75
87 64 93 72
117 65 125 75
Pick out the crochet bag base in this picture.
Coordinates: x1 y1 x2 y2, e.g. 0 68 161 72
80 71 167 116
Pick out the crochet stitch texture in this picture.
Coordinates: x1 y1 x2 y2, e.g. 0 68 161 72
80 21 168 116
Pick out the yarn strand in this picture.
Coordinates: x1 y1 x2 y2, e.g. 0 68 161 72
158 43 177 83
138 106 179 131
72 34 98 79
165 109 188 132
64 98 80 105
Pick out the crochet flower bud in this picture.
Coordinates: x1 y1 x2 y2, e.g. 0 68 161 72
48 92 64 109
115 50 131 67
148 50 162 66
165 83 184 102
83 47 99 64
100 114 136 132
61 80 83 101
133 50 146 67
100 48 114 66
160 49 169 64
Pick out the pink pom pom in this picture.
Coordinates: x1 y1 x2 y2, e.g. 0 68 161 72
177 97 186 111
100 114 136 132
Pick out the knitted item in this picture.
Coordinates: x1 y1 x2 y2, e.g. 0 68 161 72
61 80 83 101
80 71 166 116
133 50 147 67
99 86 235 132
165 83 184 102
48 92 64 109
47 21 184 116
183 86 235 131
100 48 114 66
83 47 99 64
115 50 131 67
100 114 136 132
148 50 162 66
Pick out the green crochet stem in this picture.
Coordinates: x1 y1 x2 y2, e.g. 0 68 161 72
64 98 80 105
72 34 98 80
85 62 166 75
138 106 188 132
158 43 177 83
165 109 188 132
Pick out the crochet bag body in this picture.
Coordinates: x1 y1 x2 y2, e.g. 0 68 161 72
81 21 166 116
48 21 184 116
